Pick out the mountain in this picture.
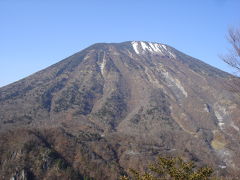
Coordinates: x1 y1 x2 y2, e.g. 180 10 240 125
0 41 240 179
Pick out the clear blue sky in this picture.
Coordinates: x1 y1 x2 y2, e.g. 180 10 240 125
0 0 240 87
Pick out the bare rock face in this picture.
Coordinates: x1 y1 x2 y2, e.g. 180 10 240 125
0 41 240 179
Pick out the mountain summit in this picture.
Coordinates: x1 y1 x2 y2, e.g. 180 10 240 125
0 41 240 179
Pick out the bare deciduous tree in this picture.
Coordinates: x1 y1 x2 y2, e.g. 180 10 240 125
222 27 240 73
220 27 240 97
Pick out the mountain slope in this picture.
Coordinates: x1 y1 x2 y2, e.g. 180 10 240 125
0 41 240 179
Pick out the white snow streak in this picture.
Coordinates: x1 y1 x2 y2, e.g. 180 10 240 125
162 71 188 97
230 122 240 132
100 56 107 75
215 111 225 130
125 150 140 155
214 103 240 132
132 41 140 54
140 41 153 52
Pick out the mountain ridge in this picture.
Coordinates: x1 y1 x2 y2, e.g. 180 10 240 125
0 40 230 89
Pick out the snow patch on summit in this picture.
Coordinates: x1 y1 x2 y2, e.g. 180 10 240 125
131 41 176 58
140 41 153 52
